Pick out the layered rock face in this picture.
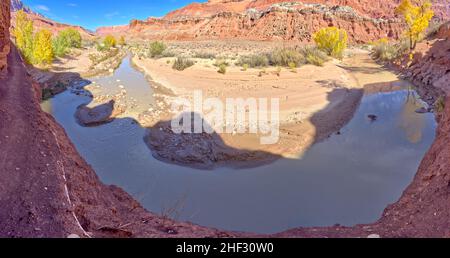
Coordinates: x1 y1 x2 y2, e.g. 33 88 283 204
0 0 10 74
97 0 450 43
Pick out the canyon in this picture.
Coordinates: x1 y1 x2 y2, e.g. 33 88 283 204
97 0 450 43
1 0 450 237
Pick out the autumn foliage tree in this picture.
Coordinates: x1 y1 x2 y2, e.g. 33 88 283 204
33 29 54 65
103 35 117 49
395 0 434 51
313 27 348 59
13 10 34 63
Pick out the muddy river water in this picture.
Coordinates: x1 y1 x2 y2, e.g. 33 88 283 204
42 56 437 234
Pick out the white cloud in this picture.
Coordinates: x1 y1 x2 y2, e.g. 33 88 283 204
35 5 50 12
105 11 120 18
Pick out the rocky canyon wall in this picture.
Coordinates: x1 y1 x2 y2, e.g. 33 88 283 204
97 0 450 43
0 0 10 74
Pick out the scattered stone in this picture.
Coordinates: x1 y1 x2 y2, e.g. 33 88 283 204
67 234 81 238
367 234 381 238
415 107 429 114
367 114 378 122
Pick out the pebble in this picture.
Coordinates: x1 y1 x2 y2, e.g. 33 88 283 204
367 234 381 238
67 234 81 238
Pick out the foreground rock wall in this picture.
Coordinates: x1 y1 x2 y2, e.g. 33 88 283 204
0 0 10 74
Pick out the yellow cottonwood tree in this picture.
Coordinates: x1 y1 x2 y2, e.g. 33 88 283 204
313 27 348 59
13 10 34 63
395 0 434 50
33 29 54 65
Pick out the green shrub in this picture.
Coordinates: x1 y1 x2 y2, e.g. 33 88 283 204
242 63 249 71
238 54 269 68
58 28 82 48
218 64 227 74
52 35 69 57
313 27 348 59
172 57 194 71
269 48 305 67
301 46 329 66
149 41 167 58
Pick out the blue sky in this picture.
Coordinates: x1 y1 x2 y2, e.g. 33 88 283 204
22 0 207 31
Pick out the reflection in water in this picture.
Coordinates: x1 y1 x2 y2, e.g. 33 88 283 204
41 59 437 234
398 91 426 144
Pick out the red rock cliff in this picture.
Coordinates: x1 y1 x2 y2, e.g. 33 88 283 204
0 0 10 74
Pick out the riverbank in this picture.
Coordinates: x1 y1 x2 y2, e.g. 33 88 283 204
26 46 127 100
132 47 402 168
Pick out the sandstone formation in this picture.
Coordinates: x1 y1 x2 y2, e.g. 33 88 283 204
97 0 450 43
10 0 94 39
11 0 32 13
0 0 10 74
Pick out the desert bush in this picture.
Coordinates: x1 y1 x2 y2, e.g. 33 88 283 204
161 49 176 58
300 46 329 66
52 35 69 57
313 27 348 59
194 51 216 59
149 41 167 58
371 38 398 61
13 10 34 63
242 63 249 71
269 48 305 67
371 38 410 62
172 57 194 71
238 54 269 68
103 35 117 49
32 29 54 65
218 63 227 74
